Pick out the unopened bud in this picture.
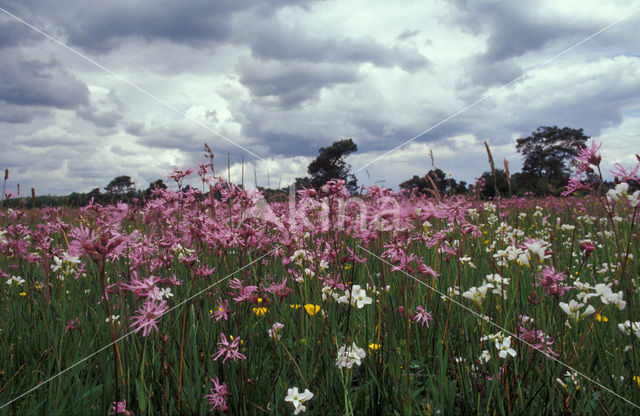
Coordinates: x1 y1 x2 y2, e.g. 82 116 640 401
4 169 8 180
579 240 595 256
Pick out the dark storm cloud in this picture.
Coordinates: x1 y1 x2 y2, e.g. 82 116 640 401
0 51 89 109
135 124 202 150
1 0 320 53
0 101 48 123
457 58 523 91
449 1 589 87
17 127 96 149
0 19 40 48
239 124 321 156
76 90 125 129
243 23 431 72
238 61 361 109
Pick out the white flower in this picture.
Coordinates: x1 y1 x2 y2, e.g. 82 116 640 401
524 240 551 263
149 287 173 300
336 342 366 369
559 300 595 321
52 256 64 272
618 321 640 338
290 249 311 266
352 286 372 308
285 387 313 415
630 190 640 207
462 286 488 305
269 322 284 340
337 285 372 308
516 252 531 267
321 285 339 302
106 315 120 323
496 336 517 359
479 350 491 363
594 284 626 310
483 274 509 298
6 275 26 286
607 182 629 202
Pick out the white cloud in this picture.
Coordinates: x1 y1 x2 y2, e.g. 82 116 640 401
0 0 638 195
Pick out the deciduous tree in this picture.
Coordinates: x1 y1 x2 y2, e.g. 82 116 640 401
516 126 589 194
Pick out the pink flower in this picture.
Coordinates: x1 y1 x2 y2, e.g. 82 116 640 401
211 332 247 363
519 326 558 359
412 305 433 327
562 177 594 196
417 264 439 279
610 162 640 183
205 376 230 411
212 298 231 321
109 400 133 415
68 225 133 262
534 267 572 298
263 278 292 301
130 300 168 337
64 318 80 333
579 241 595 257
576 141 602 170
195 266 216 277
121 273 162 299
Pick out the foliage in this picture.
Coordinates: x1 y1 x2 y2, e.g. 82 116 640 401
307 138 359 193
399 168 467 197
478 169 512 198
516 126 589 195
105 175 135 196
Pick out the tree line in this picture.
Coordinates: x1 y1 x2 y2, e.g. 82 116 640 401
1 125 622 209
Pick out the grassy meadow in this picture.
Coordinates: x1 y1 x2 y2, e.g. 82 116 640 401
1 161 639 415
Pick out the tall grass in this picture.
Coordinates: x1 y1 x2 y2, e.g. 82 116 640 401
0 161 639 414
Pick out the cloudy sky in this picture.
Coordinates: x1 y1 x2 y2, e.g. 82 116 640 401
1 0 639 196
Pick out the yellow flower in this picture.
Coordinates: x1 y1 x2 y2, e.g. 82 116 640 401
596 313 608 322
252 307 267 317
304 304 321 316
290 304 301 309
229 335 244 344
19 292 26 297
344 265 352 270
368 343 381 350
633 376 640 388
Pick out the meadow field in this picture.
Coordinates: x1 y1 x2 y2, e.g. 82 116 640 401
1 159 639 415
